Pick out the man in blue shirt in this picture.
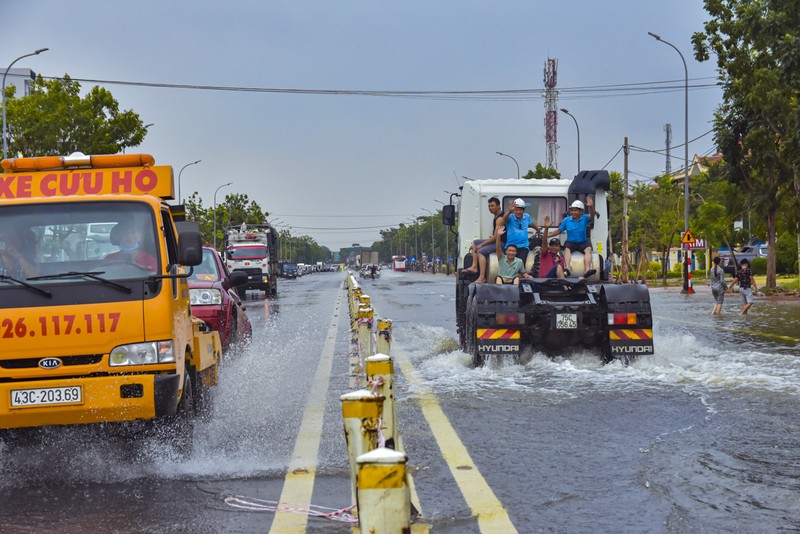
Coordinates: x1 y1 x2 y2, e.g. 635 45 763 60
550 197 597 278
500 198 543 266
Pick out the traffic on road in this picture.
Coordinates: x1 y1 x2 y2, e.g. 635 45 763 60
2 264 798 532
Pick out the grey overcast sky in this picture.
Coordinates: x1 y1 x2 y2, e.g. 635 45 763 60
4 0 722 251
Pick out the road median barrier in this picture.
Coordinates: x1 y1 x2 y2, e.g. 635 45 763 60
344 272 412 529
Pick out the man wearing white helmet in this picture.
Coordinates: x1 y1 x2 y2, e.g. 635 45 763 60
549 196 597 278
500 197 543 265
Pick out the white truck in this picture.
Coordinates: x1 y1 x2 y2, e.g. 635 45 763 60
443 170 655 366
224 223 278 298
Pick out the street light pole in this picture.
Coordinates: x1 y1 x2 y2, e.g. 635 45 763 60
213 182 233 250
559 108 581 173
649 31 692 294
177 159 201 203
421 208 435 273
3 48 49 160
495 151 520 179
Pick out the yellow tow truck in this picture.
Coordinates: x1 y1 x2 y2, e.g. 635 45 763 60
0 153 220 445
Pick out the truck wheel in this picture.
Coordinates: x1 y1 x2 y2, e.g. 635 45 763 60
466 295 484 367
171 369 195 454
236 286 247 299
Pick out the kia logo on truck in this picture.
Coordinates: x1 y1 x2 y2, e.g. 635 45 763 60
38 358 63 369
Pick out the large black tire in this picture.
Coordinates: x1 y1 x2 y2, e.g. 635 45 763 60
466 295 484 367
169 369 195 455
236 285 247 299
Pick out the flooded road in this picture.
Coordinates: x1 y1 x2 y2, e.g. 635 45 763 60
368 272 800 532
1 270 798 532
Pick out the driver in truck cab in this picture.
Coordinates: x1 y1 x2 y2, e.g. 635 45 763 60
103 221 158 272
0 225 38 279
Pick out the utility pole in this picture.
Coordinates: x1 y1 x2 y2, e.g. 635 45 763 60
622 137 630 283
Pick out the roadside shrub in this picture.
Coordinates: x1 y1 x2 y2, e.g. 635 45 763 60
647 261 662 279
776 233 799 274
750 257 767 275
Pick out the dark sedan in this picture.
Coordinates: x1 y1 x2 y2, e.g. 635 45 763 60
189 247 252 349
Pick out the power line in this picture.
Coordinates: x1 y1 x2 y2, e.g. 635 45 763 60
42 75 721 102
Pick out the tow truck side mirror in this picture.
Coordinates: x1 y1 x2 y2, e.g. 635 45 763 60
442 205 456 227
175 221 203 266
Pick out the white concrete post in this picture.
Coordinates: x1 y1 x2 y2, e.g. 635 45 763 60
341 390 385 508
356 447 410 533
365 353 396 450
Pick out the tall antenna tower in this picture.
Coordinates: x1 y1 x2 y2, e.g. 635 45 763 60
664 123 672 175
543 58 559 171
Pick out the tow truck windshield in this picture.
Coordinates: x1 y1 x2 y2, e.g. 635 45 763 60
0 201 161 284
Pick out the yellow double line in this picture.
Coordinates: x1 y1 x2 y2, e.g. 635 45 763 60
272 282 516 532
270 283 344 533
395 351 518 533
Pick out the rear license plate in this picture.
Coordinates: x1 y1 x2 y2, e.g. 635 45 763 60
10 386 83 408
555 313 578 329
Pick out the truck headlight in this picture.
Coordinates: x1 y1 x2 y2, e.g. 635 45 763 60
190 288 222 305
110 340 175 366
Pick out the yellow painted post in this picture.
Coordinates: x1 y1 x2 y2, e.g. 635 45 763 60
366 353 396 450
341 390 385 508
357 447 410 533
377 318 393 356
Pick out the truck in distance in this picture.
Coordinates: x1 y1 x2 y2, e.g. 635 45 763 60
224 222 278 298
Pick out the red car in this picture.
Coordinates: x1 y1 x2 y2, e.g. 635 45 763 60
189 247 252 349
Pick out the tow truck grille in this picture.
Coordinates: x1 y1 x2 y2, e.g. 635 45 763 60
0 355 103 369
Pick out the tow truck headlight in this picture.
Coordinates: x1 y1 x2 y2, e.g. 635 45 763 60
110 341 175 366
190 288 222 305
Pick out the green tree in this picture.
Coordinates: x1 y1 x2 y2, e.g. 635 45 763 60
692 162 748 255
522 163 561 180
628 177 682 284
693 0 799 288
4 75 147 157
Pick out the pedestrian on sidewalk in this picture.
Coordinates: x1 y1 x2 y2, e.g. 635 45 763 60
710 256 727 315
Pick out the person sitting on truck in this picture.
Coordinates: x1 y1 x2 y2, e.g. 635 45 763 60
500 198 544 266
495 244 531 285
539 237 568 279
549 197 597 278
104 221 158 272
463 196 503 283
538 216 566 278
0 226 38 279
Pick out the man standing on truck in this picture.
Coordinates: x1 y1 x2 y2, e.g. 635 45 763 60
551 198 597 278
463 196 503 283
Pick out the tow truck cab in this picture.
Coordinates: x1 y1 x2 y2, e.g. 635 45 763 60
0 153 219 430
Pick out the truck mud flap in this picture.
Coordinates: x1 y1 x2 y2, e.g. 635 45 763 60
601 284 654 363
476 328 520 356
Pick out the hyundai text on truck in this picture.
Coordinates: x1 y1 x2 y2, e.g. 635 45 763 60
444 170 655 366
0 153 220 443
